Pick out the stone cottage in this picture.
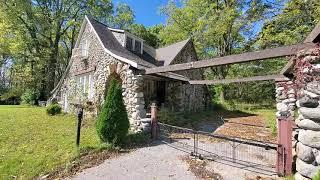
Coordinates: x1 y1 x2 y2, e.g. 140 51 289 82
50 16 208 129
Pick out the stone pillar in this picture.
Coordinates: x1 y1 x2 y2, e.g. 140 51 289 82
276 81 296 118
275 80 296 176
294 48 320 179
129 74 146 131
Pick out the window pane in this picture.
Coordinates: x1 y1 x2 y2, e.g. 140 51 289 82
126 37 133 50
134 40 141 53
83 75 86 93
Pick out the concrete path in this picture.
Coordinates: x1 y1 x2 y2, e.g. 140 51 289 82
71 141 197 180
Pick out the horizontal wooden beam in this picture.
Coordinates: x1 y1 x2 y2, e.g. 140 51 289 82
145 43 315 74
304 23 320 43
281 22 320 76
280 58 295 75
189 74 290 85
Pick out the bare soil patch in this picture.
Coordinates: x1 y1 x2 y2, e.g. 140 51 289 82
45 149 121 179
181 156 223 180
214 114 276 143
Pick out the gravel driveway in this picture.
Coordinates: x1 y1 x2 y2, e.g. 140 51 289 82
71 141 197 180
71 138 278 180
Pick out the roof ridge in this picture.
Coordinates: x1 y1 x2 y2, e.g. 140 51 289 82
156 38 191 50
155 38 192 66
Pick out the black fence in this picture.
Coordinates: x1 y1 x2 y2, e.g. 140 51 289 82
158 122 281 175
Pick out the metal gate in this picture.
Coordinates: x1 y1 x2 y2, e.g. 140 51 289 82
158 122 284 176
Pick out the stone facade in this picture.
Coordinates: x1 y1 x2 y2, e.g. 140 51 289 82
275 47 320 179
165 41 207 112
293 48 320 179
56 22 145 128
52 17 207 132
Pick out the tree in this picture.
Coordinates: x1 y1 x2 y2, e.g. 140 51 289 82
129 24 164 48
113 3 135 29
0 0 135 100
96 79 129 145
256 0 320 48
159 0 273 102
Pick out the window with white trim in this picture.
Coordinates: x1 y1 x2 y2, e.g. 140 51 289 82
77 73 94 100
125 35 143 54
82 39 89 57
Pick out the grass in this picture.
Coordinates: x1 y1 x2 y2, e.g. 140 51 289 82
0 105 101 179
158 105 278 136
246 109 277 135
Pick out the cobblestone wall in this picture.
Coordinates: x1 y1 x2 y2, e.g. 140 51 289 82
59 22 146 129
165 41 207 112
293 48 320 179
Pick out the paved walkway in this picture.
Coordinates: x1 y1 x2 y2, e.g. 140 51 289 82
71 141 197 180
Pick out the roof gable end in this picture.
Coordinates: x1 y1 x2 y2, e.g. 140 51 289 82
156 39 192 66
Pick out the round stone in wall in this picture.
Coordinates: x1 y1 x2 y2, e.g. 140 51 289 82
296 158 318 178
306 81 320 95
296 142 315 163
276 103 289 112
299 96 319 108
294 172 310 180
297 119 320 131
299 107 320 121
298 130 320 149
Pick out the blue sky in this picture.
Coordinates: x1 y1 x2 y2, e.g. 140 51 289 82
112 0 170 27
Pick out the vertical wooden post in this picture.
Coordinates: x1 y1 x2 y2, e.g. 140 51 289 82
276 116 293 176
151 103 158 140
76 106 83 147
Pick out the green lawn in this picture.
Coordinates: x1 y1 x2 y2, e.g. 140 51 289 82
250 109 277 135
0 105 100 179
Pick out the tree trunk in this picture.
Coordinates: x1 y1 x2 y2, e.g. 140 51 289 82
220 87 225 103
46 49 58 98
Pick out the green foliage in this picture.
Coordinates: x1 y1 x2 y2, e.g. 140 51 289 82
0 105 100 179
159 0 280 106
158 107 178 125
313 170 320 180
0 0 136 99
21 89 39 105
113 3 135 29
0 88 22 105
129 24 164 48
257 0 320 48
46 104 62 115
96 79 129 146
124 132 151 148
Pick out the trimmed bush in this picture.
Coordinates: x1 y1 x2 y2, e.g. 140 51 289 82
46 104 62 115
96 79 129 146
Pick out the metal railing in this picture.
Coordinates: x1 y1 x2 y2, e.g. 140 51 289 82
158 122 282 175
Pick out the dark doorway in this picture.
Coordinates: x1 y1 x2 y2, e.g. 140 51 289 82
156 81 166 106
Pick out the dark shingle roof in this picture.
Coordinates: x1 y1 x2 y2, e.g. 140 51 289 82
156 39 191 66
86 16 155 68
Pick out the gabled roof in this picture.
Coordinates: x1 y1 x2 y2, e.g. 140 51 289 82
50 16 192 96
86 16 155 69
156 39 191 66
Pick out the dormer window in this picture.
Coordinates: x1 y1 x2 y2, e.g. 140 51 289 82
134 40 141 53
126 37 133 50
125 33 143 54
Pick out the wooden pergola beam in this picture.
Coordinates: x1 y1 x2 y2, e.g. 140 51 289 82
145 43 315 74
189 74 289 85
304 22 320 43
281 22 320 75
280 57 295 75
